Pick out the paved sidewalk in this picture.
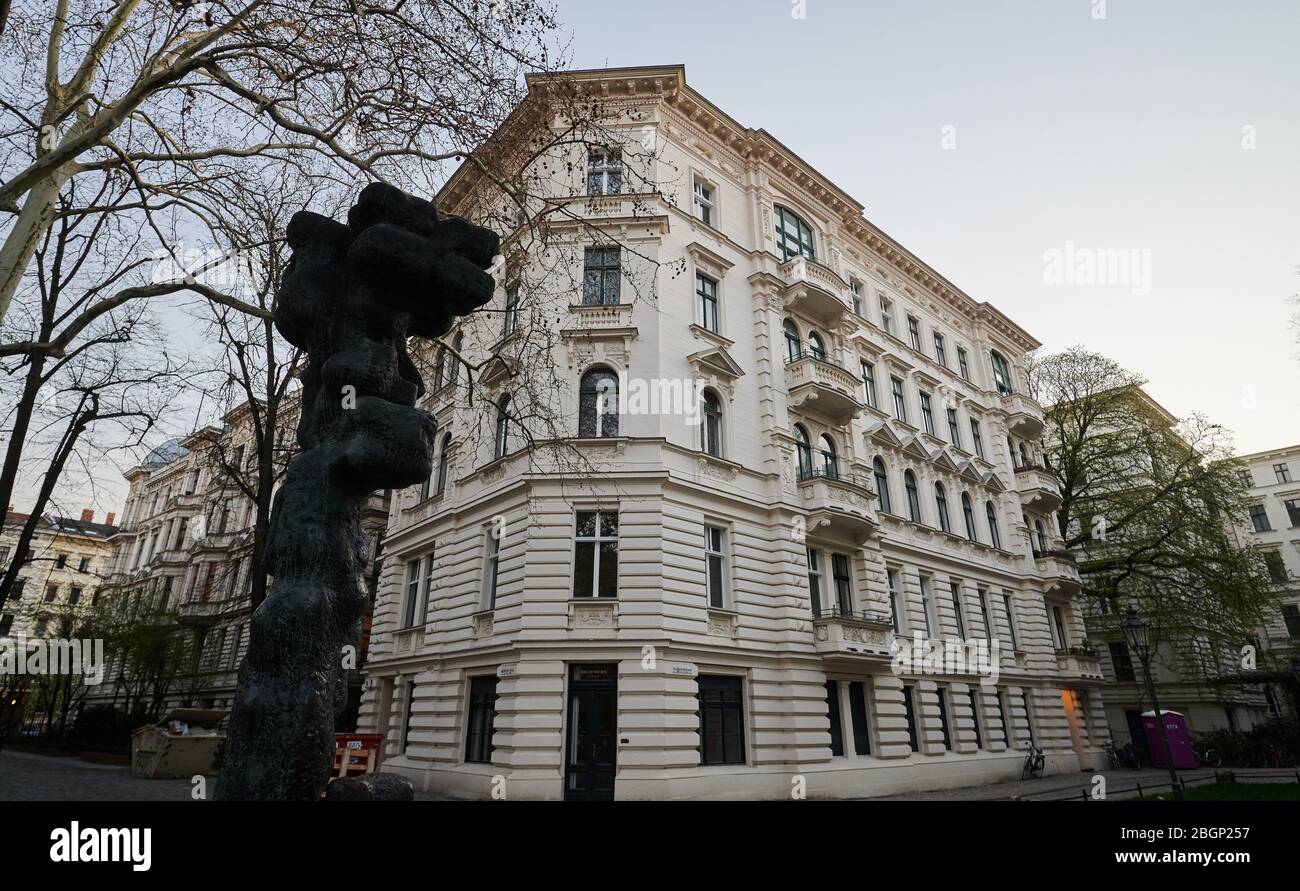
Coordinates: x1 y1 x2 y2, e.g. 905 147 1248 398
0 750 199 801
871 765 1297 801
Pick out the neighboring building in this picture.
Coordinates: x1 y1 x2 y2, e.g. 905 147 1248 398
1070 389 1274 754
1235 444 1300 717
358 65 1103 800
1 508 118 639
89 396 389 718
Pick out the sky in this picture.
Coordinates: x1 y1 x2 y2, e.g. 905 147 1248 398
554 0 1300 454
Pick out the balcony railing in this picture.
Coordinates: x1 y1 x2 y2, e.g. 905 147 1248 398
783 354 864 425
810 606 895 662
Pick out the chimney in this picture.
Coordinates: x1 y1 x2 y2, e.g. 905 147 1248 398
81 509 95 522
106 512 116 526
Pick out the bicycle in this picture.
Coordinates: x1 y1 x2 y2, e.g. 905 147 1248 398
1192 739 1222 769
1021 741 1046 780
1105 739 1142 769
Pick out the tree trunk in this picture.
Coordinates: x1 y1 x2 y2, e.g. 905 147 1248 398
0 170 69 327
0 352 48 535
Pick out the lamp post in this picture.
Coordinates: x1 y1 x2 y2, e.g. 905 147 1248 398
1122 608 1183 800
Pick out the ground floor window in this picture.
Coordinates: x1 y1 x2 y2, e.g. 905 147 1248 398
902 684 919 752
849 681 872 755
824 680 845 756
936 685 952 750
968 690 983 750
697 675 745 766
465 675 499 764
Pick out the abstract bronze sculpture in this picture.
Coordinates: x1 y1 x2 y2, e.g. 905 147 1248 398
216 183 498 800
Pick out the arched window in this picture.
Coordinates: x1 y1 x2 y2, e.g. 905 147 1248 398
702 389 723 457
807 331 826 361
494 395 511 459
990 350 1014 396
578 367 620 438
935 483 951 533
1034 519 1047 554
873 458 892 514
904 470 921 523
435 433 453 495
783 319 802 363
1018 442 1029 469
818 434 838 479
432 348 447 391
774 205 816 261
986 501 1002 549
448 333 465 384
961 493 977 541
794 425 813 480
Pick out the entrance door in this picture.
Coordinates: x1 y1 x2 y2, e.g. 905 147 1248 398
564 664 618 800
1124 709 1149 764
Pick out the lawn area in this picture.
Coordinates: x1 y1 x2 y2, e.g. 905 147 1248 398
1139 783 1300 801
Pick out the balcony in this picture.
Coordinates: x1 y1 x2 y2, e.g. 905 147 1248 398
811 606 895 665
176 597 228 626
797 468 879 545
1015 463 1063 512
1001 392 1045 439
784 355 864 426
778 256 850 326
1034 549 1083 597
1055 646 1105 682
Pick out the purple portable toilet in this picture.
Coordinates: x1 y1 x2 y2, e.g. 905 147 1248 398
1142 710 1196 769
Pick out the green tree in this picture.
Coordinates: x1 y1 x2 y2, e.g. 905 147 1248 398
1028 347 1276 678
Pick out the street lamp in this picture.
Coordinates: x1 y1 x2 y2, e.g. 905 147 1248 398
1122 608 1183 800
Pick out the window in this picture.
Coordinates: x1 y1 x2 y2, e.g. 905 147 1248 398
401 558 422 629
586 147 622 195
977 589 992 642
994 690 1009 745
774 205 815 261
850 280 864 316
582 247 620 305
693 179 714 225
1034 519 1048 553
1285 499 1300 527
578 368 620 438
705 525 728 609
806 547 823 618
420 422 439 499
698 675 745 765
794 425 814 479
901 685 919 752
69 586 82 606
465 676 499 764
493 395 511 460
0 615 14 636
696 273 719 333
957 346 970 380
825 681 845 756
55 553 67 569
861 360 877 409
961 493 977 541
435 433 453 495
1275 462 1292 483
449 332 464 383
879 297 894 337
891 376 907 422
936 686 952 750
503 284 520 336
432 348 447 391
949 582 967 638
573 511 619 598
44 585 57 603
947 408 961 448
818 434 839 479
920 575 936 637
1283 605 1300 641
831 553 853 615
907 316 922 351
807 331 826 361
1109 642 1136 682
935 483 951 533
849 681 872 755
1020 691 1036 745
874 458 892 513
968 691 984 749
933 332 947 366
904 470 921 523
990 350 1014 396
887 568 904 632
483 530 501 609
987 504 1002 550
1264 551 1288 584
1249 504 1270 533
783 319 802 362
702 389 723 457
919 391 935 435
970 419 985 459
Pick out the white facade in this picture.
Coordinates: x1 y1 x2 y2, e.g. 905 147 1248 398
358 66 1104 800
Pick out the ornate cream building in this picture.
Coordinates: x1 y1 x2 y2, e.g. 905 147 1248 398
358 65 1103 800
1 507 117 639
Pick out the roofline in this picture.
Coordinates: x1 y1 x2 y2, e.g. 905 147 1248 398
1236 443 1300 462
